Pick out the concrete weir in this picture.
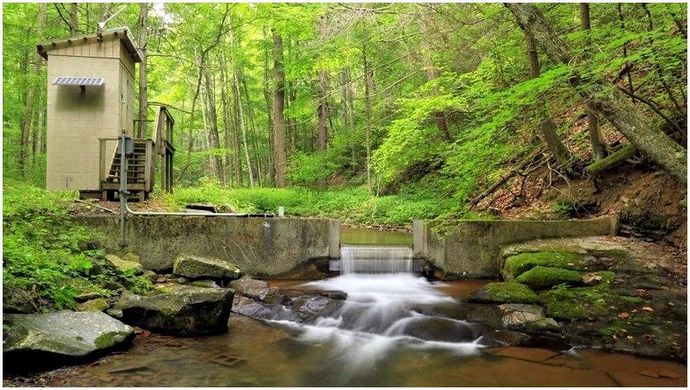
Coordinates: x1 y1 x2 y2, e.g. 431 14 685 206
73 215 341 276
413 216 619 278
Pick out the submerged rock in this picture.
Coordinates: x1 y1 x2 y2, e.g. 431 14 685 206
105 254 143 275
231 295 296 321
173 254 242 281
3 311 134 357
115 285 234 336
468 282 538 304
230 276 271 301
292 295 344 322
515 266 582 290
498 304 560 332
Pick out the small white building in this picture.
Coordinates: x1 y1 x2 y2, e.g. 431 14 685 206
37 27 174 199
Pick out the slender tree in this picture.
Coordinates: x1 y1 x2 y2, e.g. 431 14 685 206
272 29 287 187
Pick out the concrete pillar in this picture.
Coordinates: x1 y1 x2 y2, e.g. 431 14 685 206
413 220 426 258
328 219 341 258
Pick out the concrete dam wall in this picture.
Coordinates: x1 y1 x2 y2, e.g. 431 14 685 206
74 215 341 276
413 216 619 278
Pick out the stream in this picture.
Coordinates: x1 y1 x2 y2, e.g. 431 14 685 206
9 228 687 387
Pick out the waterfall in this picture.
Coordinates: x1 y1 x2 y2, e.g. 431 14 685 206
340 245 414 274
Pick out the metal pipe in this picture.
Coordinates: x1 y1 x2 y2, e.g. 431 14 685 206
119 133 127 248
123 203 275 218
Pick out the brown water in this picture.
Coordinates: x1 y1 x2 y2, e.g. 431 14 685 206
41 279 686 387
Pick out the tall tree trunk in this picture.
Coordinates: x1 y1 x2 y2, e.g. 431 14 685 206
19 3 46 176
579 3 607 161
288 83 298 154
418 13 453 142
316 70 329 150
271 30 287 187
617 4 635 104
137 3 148 138
234 70 255 187
262 27 275 185
506 3 687 185
203 67 225 184
523 29 574 172
363 46 374 193
240 75 264 186
69 3 78 36
219 52 235 186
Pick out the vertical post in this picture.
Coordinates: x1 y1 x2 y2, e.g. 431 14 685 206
328 219 340 259
413 220 426 259
119 133 128 248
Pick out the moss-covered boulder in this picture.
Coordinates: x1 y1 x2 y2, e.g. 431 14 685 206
173 254 242 281
497 303 560 332
467 282 539 304
77 298 109 312
515 266 582 290
105 254 143 275
3 311 133 357
115 285 234 336
540 286 644 320
502 251 587 280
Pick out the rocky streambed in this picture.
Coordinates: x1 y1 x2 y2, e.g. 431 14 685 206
3 235 687 386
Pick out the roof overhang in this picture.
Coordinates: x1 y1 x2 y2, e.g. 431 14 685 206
37 27 143 63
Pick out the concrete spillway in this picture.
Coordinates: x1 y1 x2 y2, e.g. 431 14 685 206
338 245 415 274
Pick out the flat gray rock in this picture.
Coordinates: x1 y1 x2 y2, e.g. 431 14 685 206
3 310 134 357
173 254 242 280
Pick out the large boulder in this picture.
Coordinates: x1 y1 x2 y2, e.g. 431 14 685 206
230 276 271 301
3 311 134 358
105 254 143 275
173 254 242 281
498 304 560 332
468 282 538 304
515 266 582 290
115 285 234 336
291 295 344 322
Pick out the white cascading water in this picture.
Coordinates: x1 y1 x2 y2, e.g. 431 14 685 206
339 245 414 274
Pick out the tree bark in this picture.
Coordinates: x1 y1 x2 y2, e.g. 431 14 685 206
523 29 574 172
616 4 635 104
363 46 374 193
69 3 78 36
272 30 287 187
137 3 148 138
579 3 607 161
234 70 255 187
203 67 225 184
262 27 275 185
316 70 329 150
506 3 687 185
219 51 235 186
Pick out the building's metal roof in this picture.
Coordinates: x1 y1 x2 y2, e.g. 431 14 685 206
37 27 142 63
52 76 105 86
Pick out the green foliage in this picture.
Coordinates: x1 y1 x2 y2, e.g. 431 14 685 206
503 251 587 279
3 181 152 310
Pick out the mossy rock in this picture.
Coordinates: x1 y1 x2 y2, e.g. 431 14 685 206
502 251 587 280
77 298 109 312
468 282 538 304
582 271 616 287
540 286 645 320
516 266 582 290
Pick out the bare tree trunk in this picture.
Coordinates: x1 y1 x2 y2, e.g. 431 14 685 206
363 46 374 193
219 52 235 186
316 70 329 150
288 83 298 154
137 3 148 138
241 73 263 185
234 71 254 187
262 27 275 185
617 4 635 104
70 3 78 36
271 30 287 187
506 3 687 185
523 29 574 172
203 67 225 184
579 3 607 161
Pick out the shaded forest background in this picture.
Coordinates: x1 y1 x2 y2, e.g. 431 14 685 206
3 2 687 225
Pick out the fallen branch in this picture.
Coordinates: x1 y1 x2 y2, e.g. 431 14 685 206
586 144 637 176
